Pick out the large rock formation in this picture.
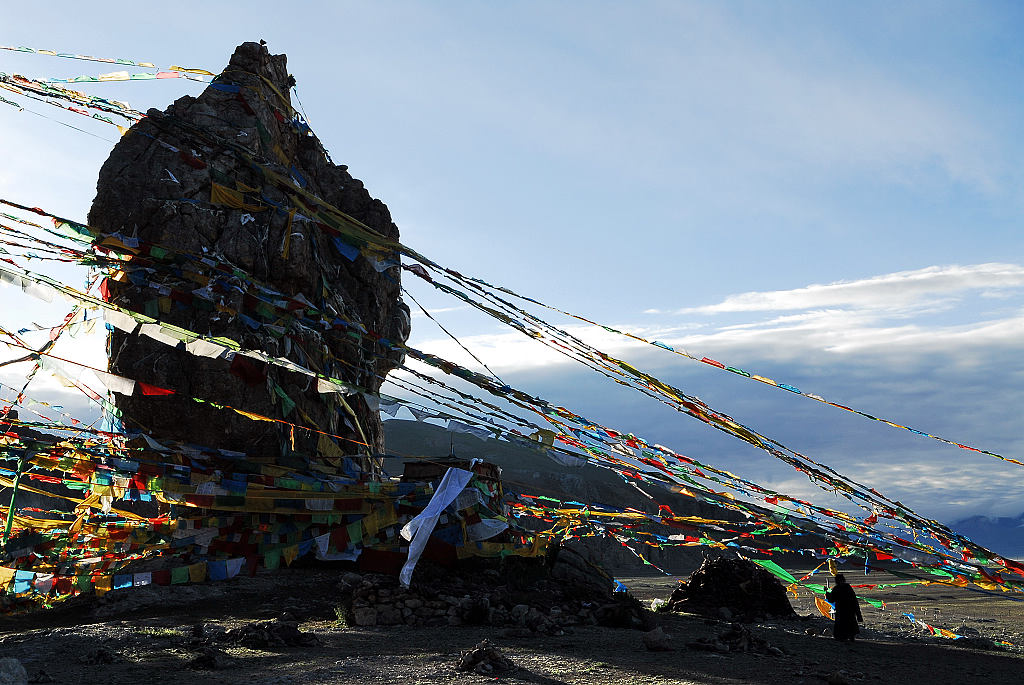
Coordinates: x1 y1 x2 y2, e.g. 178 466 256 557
88 42 410 467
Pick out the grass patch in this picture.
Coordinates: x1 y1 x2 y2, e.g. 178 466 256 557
134 627 185 638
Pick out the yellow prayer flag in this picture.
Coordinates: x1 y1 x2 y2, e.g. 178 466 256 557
272 144 290 165
169 66 215 76
0 567 15 588
318 432 345 458
93 575 113 596
282 545 299 566
188 563 206 583
210 183 266 212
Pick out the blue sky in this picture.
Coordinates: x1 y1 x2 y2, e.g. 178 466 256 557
1 2 1023 531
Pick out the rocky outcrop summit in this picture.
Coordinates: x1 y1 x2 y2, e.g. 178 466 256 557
88 42 410 466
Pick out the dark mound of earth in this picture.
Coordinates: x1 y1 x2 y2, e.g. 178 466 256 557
667 556 796 622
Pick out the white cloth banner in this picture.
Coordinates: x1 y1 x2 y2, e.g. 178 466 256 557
184 338 232 359
90 368 136 396
399 467 474 587
447 419 493 441
103 309 139 333
140 323 183 347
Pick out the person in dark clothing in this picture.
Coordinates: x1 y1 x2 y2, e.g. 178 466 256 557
826 573 863 641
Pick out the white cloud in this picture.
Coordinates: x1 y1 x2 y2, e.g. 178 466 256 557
410 263 1024 374
409 305 471 320
671 263 1024 315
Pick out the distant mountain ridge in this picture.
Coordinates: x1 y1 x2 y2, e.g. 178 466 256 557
951 513 1024 559
382 418 717 572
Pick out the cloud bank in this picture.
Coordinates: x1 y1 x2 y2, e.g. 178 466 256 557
401 263 1024 525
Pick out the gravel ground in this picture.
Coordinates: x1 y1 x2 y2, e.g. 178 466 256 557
0 567 1021 685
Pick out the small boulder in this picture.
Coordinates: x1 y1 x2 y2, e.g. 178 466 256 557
827 670 851 685
457 639 514 675
0 659 27 685
642 626 673 652
352 607 377 626
189 647 233 670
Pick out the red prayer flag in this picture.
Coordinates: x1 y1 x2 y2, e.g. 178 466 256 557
98 277 112 302
138 382 175 396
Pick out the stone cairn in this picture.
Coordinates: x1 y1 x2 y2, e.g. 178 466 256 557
337 549 651 633
666 556 796 622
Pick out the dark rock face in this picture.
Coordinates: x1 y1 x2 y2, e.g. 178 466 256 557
88 42 410 465
667 556 796 621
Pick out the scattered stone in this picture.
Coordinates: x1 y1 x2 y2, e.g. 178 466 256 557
686 622 782 656
339 572 362 589
0 659 27 685
211 617 318 648
457 639 514 675
827 670 851 685
26 670 52 685
334 558 649 633
950 636 1002 651
457 596 490 625
188 647 234 670
511 604 530 623
642 626 673 652
189 622 226 645
78 647 125 665
352 607 377 627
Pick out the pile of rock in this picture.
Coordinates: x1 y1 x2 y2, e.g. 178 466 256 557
336 552 650 633
456 639 515 675
213 617 318 648
686 623 784 656
666 556 795 622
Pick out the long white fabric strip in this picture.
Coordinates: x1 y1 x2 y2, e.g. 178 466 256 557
398 467 473 587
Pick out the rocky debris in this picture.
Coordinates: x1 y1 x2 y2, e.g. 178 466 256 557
457 639 514 675
667 556 796 622
950 635 1002 651
26 671 53 685
335 558 651 634
89 40 410 462
686 623 784 656
211 617 318 648
188 646 235 670
642 626 673 651
827 670 851 685
0 659 27 685
78 647 125 664
594 595 652 629
955 624 982 637
91 582 230 618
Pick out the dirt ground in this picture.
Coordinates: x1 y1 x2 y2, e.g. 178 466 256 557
1 566 1023 685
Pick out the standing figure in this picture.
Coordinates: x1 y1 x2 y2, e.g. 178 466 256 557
825 573 863 641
